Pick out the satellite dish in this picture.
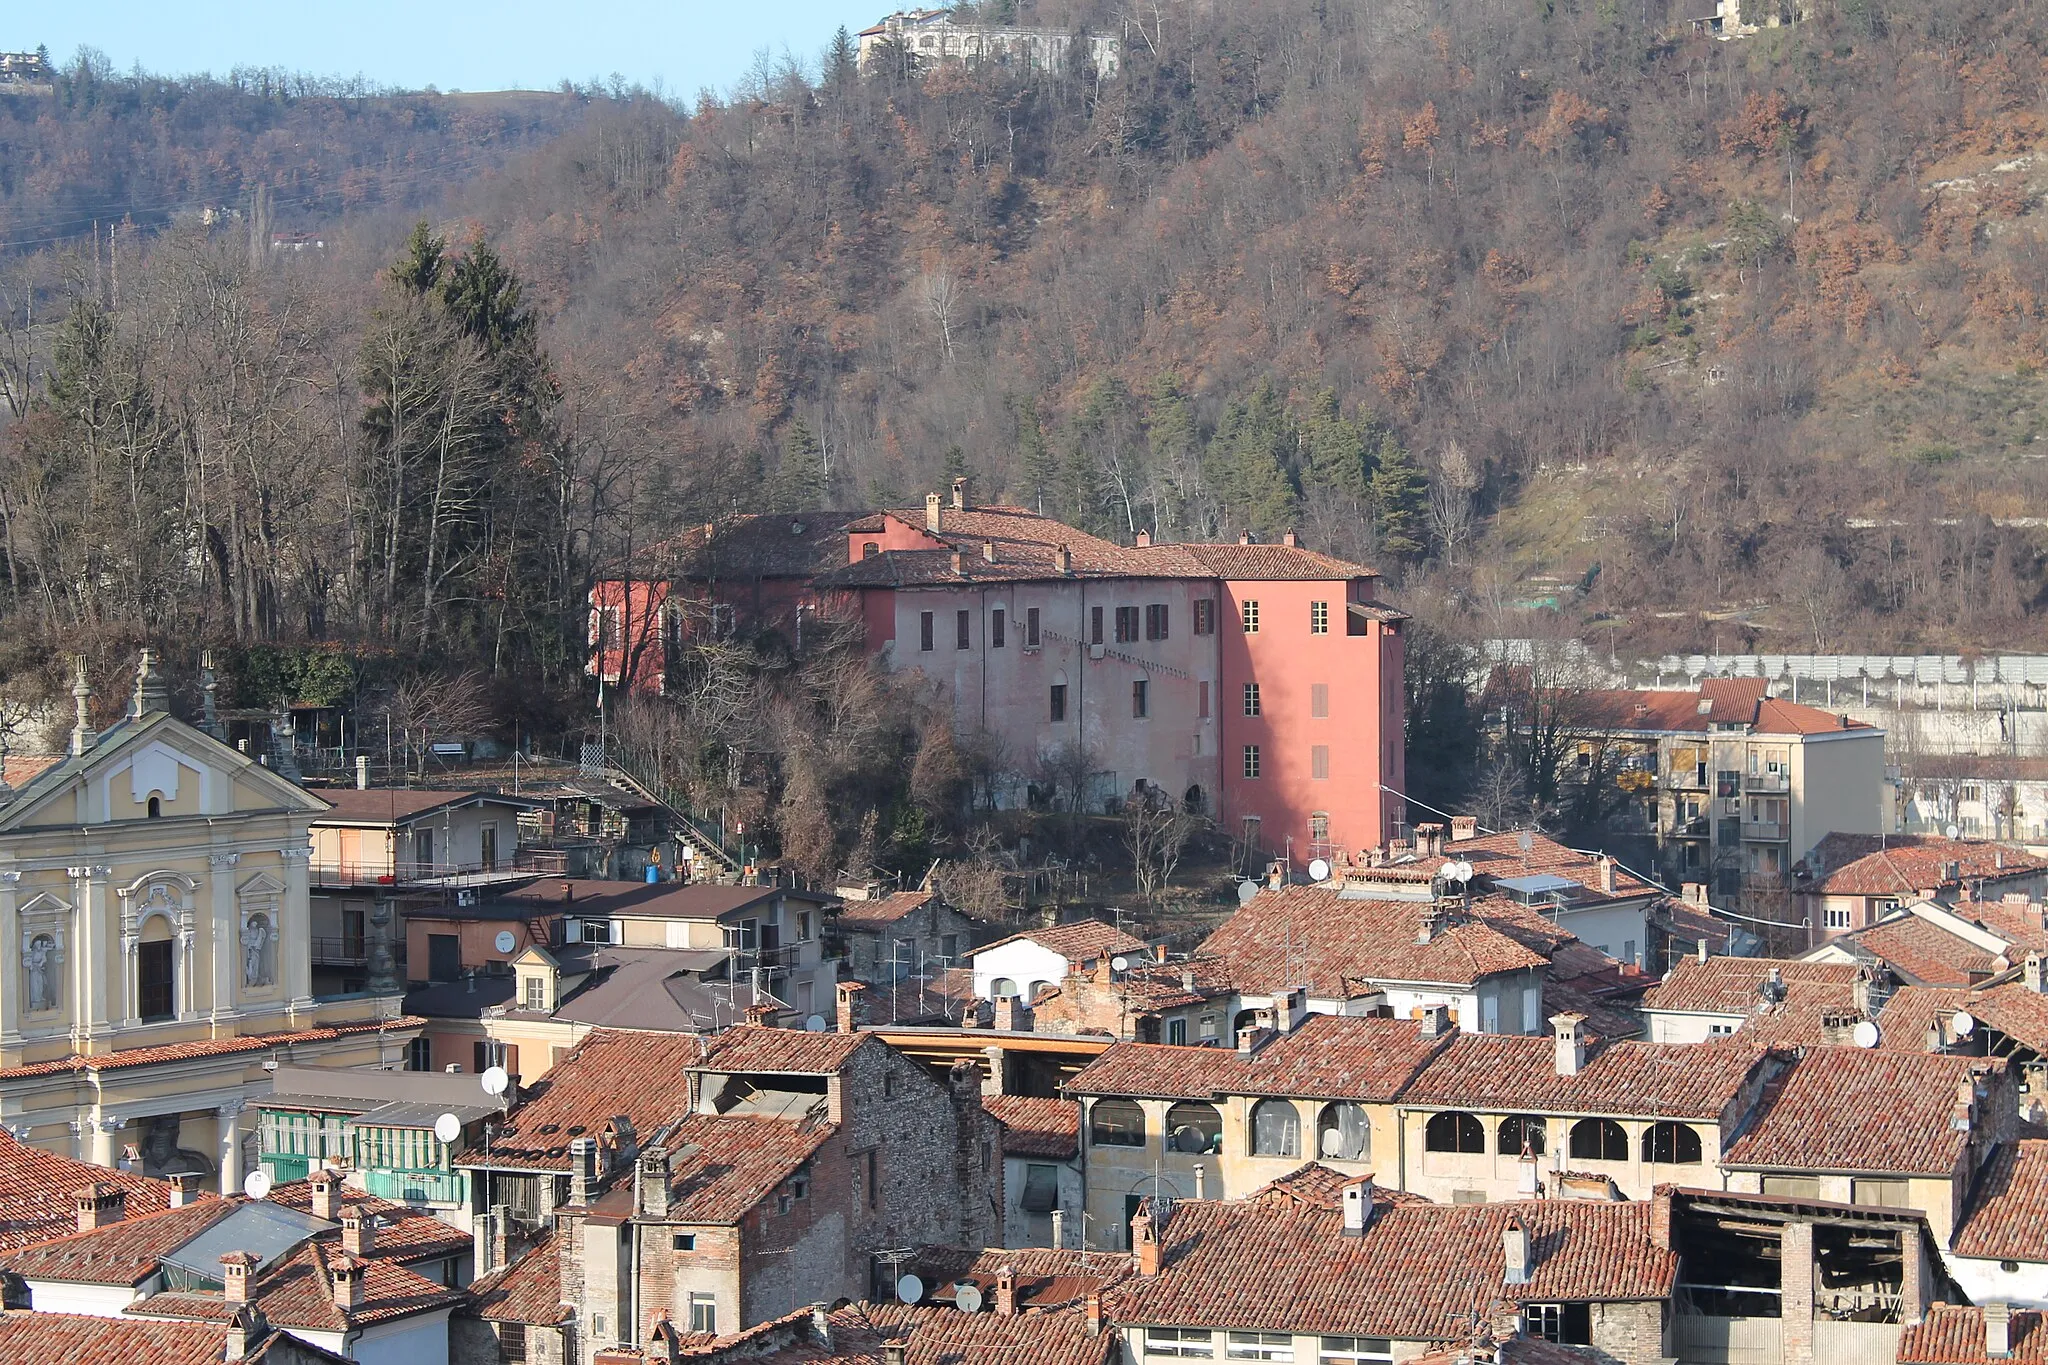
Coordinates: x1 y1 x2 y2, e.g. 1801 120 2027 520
433 1113 463 1145
1439 861 1459 880
804 1014 829 1032
480 1065 510 1097
1946 823 1962 841
1456 861 1475 883
1237 880 1259 905
1320 1127 1346 1157
1953 1011 1977 1038
242 1170 273 1201
1308 858 1332 883
954 1284 985 1314
1517 830 1535 853
495 930 517 954
895 1274 926 1305
1111 956 1131 973
1851 1020 1882 1049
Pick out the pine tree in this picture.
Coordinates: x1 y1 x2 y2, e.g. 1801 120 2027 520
1206 380 1298 539
1298 388 1368 504
824 26 860 90
1370 434 1430 558
389 221 444 296
1010 395 1055 513
774 418 827 510
1145 373 1201 536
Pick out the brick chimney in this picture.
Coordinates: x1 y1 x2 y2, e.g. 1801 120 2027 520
224 1304 267 1363
744 1002 777 1026
1136 529 1152 546
639 1149 673 1219
309 1168 342 1222
1054 544 1071 575
74 1182 125 1232
926 493 943 533
837 980 866 1033
994 1264 1018 1316
169 1173 202 1208
1501 1216 1530 1286
1340 1175 1375 1237
340 1204 375 1256
951 549 966 576
1131 1203 1162 1276
1282 529 1298 547
1085 1289 1103 1336
1650 1191 1673 1252
1986 1301 2012 1359
992 994 1027 1031
221 1251 259 1305
328 1253 365 1314
952 477 968 510
1552 1013 1588 1076
1597 855 1617 895
1238 530 1252 545
1450 816 1478 843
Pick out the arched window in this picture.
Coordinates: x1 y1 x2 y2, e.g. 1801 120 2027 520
138 917 176 1022
1317 1102 1371 1161
146 796 161 818
1498 1116 1547 1157
1569 1118 1629 1162
1023 981 1049 1003
1232 1009 1259 1034
1165 1102 1223 1154
1250 1100 1300 1157
990 977 1019 998
1425 1111 1486 1154
1645 1121 1703 1164
1089 1099 1147 1148
1184 785 1205 813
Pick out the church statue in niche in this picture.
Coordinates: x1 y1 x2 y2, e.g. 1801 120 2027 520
23 933 60 1013
241 913 275 989
139 1114 213 1179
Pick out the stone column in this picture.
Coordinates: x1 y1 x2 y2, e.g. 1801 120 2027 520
217 1101 246 1193
70 865 112 1045
209 852 240 1025
0 870 21 1051
279 845 315 1023
90 1112 122 1169
1780 1220 1815 1365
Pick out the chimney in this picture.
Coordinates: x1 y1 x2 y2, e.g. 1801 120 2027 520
952 476 968 510
811 1305 834 1353
639 1149 673 1219
309 1168 342 1222
68 659 95 756
1450 816 1478 843
1054 544 1071 575
1986 1301 2013 1359
328 1253 365 1314
1502 1217 1530 1285
744 1002 777 1026
1416 908 1442 944
1282 528 1298 547
224 1304 267 1362
995 1264 1018 1317
1552 1013 1588 1076
982 539 996 563
568 1136 601 1206
883 1345 908 1365
1136 529 1152 547
1238 530 1252 545
993 994 1026 1031
1085 1290 1103 1337
1132 1202 1162 1276
951 549 966 576
472 1206 498 1276
1340 1175 1375 1237
355 754 370 790
837 980 867 1033
1050 1208 1065 1250
1418 1003 1450 1037
169 1172 202 1208
926 493 943 533
1192 1163 1205 1199
1650 1191 1673 1252
1597 855 1617 894
74 1182 126 1232
2027 953 2045 995
490 1203 510 1272
340 1205 375 1256
1237 1024 1266 1055
1696 937 1710 965
221 1251 259 1305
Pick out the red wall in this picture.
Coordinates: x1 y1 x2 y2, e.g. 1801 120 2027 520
589 578 672 693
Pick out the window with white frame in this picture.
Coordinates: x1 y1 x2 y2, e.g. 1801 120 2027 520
689 1294 717 1334
1825 905 1852 930
1147 1329 1215 1358
1318 1339 1393 1365
1227 1334 1293 1362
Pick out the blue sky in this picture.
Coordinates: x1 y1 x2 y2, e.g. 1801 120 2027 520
26 0 861 96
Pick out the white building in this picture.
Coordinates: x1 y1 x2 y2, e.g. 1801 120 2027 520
967 920 1144 1002
857 9 1121 76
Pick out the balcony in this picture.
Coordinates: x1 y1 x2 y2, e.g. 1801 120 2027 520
1663 770 1709 790
311 935 368 966
1666 816 1710 838
310 848 569 890
1744 772 1791 793
1742 820 1788 841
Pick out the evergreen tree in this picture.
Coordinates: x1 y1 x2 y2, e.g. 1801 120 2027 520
774 418 828 511
389 221 444 296
942 443 969 487
1144 373 1201 536
1010 395 1055 513
1205 379 1298 539
1298 388 1368 504
1369 434 1430 558
823 26 860 90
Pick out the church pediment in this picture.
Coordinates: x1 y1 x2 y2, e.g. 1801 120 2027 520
236 870 288 899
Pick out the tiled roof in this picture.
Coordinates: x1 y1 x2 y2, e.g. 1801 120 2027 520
902 1246 1135 1312
127 1238 461 1330
1198 885 1549 996
1899 1305 2048 1362
0 1310 350 1365
659 1114 834 1224
1245 1162 1431 1211
983 1096 1079 1159
1640 957 1860 1014
1450 829 1659 902
824 1296 1120 1365
837 891 934 931
1403 1034 1773 1119
1540 980 1644 1045
0 1017 425 1080
0 1135 193 1251
264 1183 470 1263
1720 1048 1998 1175
312 788 526 824
854 966 978 1026
500 879 810 919
1067 1014 1455 1103
1105 1188 1675 1338
1879 982 2048 1054
693 1025 871 1075
631 512 856 582
458 1028 700 1172
1798 835 2048 897
1965 899 2048 952
0 755 60 788
1723 981 1873 1047
465 1232 568 1324
0 1198 231 1284
1173 542 1377 582
1953 1140 2048 1261
1852 915 2000 985
1568 680 1871 737
971 921 1147 964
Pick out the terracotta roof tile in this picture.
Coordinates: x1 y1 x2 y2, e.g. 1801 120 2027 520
1403 1034 1773 1119
1798 835 2048 898
128 1237 461 1331
1720 1047 1999 1175
971 921 1147 964
1198 885 1549 996
1449 829 1659 902
825 1296 1120 1365
0 1197 232 1284
1900 1305 2048 1363
0 1310 351 1365
903 1246 1135 1311
1566 681 1869 737
693 1025 871 1076
1953 1140 2048 1261
1104 1184 1675 1339
837 891 935 931
1640 957 1861 1015
983 1096 1079 1159
1964 899 2048 952
659 1114 834 1224
312 788 515 824
1852 915 2000 986
1880 982 2048 1054
1068 1015 1455 1103
264 1183 471 1263
0 1135 194 1251
1173 543 1378 582
458 1028 701 1172
465 1231 568 1325
0 1017 425 1080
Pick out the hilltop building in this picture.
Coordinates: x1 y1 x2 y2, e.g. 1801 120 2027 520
856 10 1120 76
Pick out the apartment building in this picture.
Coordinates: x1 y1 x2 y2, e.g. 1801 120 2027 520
1793 834 2048 946
1572 679 1884 897
819 483 1408 859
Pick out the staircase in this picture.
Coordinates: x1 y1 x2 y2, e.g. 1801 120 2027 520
600 763 744 874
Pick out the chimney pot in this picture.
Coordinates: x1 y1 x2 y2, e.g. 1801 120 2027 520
224 1304 266 1362
221 1251 259 1305
811 1304 834 1352
1136 529 1152 547
329 1253 365 1313
1282 528 1298 547
1054 544 1071 574
1986 1301 2013 1359
1132 1202 1163 1276
994 1264 1018 1317
1085 1290 1103 1337
837 980 867 1032
1238 530 1252 545
952 476 968 510
74 1182 125 1232
1340 1176 1375 1237
1418 1003 1450 1037
309 1168 342 1222
1597 855 1617 894
883 1345 908 1365
1551 1012 1588 1076
1050 1208 1065 1249
1192 1163 1205 1199
1502 1217 1531 1285
2026 953 2045 995
926 493 943 533
340 1204 374 1256
169 1172 202 1208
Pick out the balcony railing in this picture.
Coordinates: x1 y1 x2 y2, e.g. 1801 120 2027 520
1742 820 1788 841
1662 771 1709 789
1667 816 1709 838
310 848 569 889
311 935 368 966
1744 772 1791 793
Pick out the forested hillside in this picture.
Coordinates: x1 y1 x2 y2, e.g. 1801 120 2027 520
5 0 2048 722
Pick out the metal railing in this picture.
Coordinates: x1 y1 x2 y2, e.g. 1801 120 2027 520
310 936 368 966
309 848 569 888
1663 771 1708 789
1741 820 1788 841
1667 816 1709 838
1744 772 1791 793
